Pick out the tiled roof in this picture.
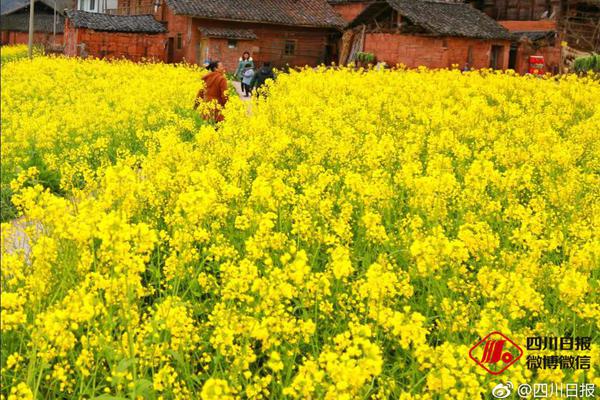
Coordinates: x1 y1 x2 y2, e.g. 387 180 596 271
328 0 370 3
0 12 64 32
65 10 166 33
199 27 257 40
511 30 556 42
1 0 71 15
165 0 346 29
351 0 511 40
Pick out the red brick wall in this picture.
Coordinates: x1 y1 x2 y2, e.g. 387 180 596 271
331 2 369 22
498 20 557 31
2 31 63 46
364 33 510 70
512 41 561 74
498 20 561 74
110 1 336 67
157 5 189 63
64 21 166 61
157 8 333 68
191 20 332 71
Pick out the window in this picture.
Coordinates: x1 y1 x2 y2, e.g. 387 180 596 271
177 33 182 49
228 39 237 49
284 40 296 56
89 0 95 11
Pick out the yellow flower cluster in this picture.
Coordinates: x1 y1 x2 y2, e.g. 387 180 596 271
1 56 599 399
0 45 42 64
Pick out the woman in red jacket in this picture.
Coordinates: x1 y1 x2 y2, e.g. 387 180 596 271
194 61 228 123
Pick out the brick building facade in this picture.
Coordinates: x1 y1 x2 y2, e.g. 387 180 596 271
342 0 512 70
152 0 344 70
499 20 562 74
63 11 167 60
75 0 346 69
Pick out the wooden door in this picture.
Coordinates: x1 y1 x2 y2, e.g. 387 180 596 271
167 37 174 63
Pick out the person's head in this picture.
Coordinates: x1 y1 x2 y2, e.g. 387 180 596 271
245 62 252 68
207 61 224 73
242 51 250 60
262 61 271 68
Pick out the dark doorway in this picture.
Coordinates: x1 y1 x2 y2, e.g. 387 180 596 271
167 37 174 63
490 45 504 69
508 44 518 70
325 33 340 65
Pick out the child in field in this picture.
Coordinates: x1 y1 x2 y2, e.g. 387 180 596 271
241 63 255 97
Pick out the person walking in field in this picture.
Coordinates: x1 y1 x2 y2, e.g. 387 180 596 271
251 61 275 97
234 51 254 82
194 61 228 123
241 62 255 97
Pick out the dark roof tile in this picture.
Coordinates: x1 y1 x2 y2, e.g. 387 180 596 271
0 12 64 32
65 10 166 33
199 27 257 40
1 0 71 15
351 0 510 40
511 30 556 42
165 0 345 29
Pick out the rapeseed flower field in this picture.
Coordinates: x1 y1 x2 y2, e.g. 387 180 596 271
0 45 42 64
1 53 599 399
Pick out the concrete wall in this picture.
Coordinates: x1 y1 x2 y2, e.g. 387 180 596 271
364 33 511 70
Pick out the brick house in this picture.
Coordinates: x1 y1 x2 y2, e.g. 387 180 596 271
63 10 167 60
84 0 346 70
499 20 562 74
342 0 512 70
1 0 68 46
467 0 598 71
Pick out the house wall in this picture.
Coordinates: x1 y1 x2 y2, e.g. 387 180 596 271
192 20 333 70
156 5 334 68
63 20 166 60
479 0 560 20
330 2 370 22
1 31 63 46
364 33 510 70
499 20 561 74
77 0 118 13
498 20 558 31
512 42 561 74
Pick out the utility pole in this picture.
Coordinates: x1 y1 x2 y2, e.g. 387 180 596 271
53 0 56 41
27 0 35 58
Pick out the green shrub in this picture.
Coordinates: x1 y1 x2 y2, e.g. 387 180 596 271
573 54 600 73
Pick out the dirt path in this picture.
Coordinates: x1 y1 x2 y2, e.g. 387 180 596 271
232 81 251 102
3 217 39 261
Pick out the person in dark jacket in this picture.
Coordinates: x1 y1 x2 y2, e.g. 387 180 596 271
250 61 275 97
194 61 228 122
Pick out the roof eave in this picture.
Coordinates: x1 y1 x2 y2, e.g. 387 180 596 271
176 13 344 30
